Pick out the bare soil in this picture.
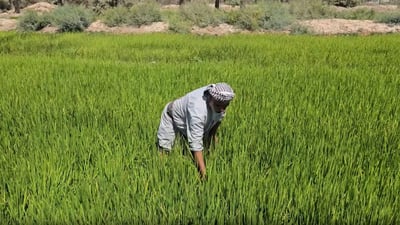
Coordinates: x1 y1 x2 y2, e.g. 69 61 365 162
299 19 400 35
1 2 400 35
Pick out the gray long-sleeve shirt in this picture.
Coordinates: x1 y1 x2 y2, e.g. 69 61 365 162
171 85 225 151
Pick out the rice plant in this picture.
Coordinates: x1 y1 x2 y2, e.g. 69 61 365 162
0 32 399 224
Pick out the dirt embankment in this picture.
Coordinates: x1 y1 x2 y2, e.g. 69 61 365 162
1 2 400 35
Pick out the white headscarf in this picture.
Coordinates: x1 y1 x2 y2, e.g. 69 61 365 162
208 82 235 102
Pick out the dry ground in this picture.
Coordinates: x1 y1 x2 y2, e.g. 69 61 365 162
1 2 400 35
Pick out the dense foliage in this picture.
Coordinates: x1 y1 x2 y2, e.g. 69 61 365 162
13 0 400 33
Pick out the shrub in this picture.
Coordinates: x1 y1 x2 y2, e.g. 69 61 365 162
224 0 241 6
226 5 263 31
167 13 192 33
376 11 400 25
290 22 312 34
259 3 294 30
17 10 52 32
333 7 375 20
51 4 94 32
289 0 332 19
225 3 294 31
180 0 223 28
223 9 240 25
102 6 129 27
128 1 162 27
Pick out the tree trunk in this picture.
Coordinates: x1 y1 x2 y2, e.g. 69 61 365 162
110 0 118 7
215 0 220 9
57 0 64 6
179 0 184 5
13 0 20 13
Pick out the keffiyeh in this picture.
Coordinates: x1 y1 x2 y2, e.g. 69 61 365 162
208 83 235 102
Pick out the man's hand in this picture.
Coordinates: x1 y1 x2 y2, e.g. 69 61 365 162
192 151 206 180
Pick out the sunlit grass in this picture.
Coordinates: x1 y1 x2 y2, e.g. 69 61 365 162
1 32 400 224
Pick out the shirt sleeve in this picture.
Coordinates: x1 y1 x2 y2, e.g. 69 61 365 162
186 99 206 151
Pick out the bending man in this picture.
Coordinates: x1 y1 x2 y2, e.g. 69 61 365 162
156 82 235 179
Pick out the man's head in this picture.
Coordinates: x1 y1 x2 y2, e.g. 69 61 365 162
207 83 235 113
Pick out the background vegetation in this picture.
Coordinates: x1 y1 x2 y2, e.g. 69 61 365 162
1 0 399 33
0 32 400 224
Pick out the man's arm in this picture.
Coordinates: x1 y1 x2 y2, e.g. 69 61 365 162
192 150 206 180
192 122 222 179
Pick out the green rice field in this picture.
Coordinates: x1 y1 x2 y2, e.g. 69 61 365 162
1 32 400 224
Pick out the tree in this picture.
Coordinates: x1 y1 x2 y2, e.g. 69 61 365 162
110 0 118 7
215 0 219 8
12 0 20 13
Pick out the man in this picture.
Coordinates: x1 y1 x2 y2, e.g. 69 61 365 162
156 82 235 179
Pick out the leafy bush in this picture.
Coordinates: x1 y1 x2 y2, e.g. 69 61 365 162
225 5 263 31
225 3 294 31
17 10 52 31
259 3 294 30
224 0 241 6
289 0 332 19
51 4 94 32
333 7 375 20
180 0 223 28
167 12 192 33
102 6 129 27
223 9 240 25
290 22 312 34
376 11 400 25
128 1 162 27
